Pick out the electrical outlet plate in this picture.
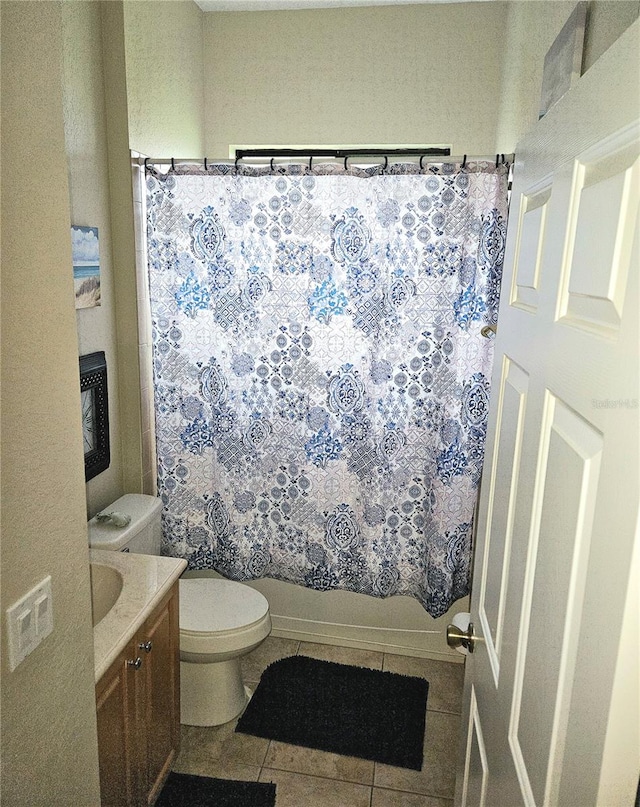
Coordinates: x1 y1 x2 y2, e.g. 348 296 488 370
6 576 53 671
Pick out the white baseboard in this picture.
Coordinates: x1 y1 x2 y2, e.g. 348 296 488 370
270 613 465 663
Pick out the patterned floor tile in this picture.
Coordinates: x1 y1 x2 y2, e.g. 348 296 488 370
258 768 371 807
173 719 270 776
240 635 299 684
373 710 461 798
175 641 465 802
382 653 465 714
372 787 454 806
297 641 384 670
264 739 374 785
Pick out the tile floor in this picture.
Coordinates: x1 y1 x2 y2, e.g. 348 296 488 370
173 637 464 807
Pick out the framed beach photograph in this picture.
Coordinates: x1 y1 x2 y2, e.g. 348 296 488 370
72 225 101 309
539 2 587 120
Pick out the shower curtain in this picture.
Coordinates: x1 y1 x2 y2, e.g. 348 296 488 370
146 160 508 617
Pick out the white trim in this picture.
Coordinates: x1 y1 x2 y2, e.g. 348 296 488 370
270 614 464 662
197 0 491 10
131 150 157 495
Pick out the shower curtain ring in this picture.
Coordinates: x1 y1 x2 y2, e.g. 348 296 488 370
235 154 241 171
420 155 425 170
144 157 150 174
344 155 349 170
309 155 313 170
382 155 388 173
270 158 275 173
204 157 208 171
171 157 175 171
462 154 467 169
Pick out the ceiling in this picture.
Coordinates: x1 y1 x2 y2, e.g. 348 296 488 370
194 0 488 12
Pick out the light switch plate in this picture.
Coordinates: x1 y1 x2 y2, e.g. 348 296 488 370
6 576 53 671
34 592 53 640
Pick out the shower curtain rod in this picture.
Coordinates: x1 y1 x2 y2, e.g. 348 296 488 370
235 147 451 159
142 151 514 171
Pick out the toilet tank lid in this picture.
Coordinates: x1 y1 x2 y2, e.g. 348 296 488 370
179 578 269 633
88 493 162 551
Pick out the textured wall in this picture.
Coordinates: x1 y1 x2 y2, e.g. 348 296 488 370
201 0 638 158
495 1 575 152
495 0 640 152
203 3 509 157
583 0 640 69
62 0 124 517
62 0 210 517
0 2 101 804
124 0 205 156
102 0 146 498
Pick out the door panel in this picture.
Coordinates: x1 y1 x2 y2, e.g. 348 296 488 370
461 688 489 807
478 356 528 684
559 132 639 334
512 397 603 805
456 20 639 807
511 181 552 313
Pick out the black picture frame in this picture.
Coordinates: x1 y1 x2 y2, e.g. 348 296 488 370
79 351 110 482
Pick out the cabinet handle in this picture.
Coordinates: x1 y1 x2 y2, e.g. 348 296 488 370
127 657 143 670
139 641 153 653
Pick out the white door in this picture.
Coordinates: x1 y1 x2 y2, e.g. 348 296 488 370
455 21 640 807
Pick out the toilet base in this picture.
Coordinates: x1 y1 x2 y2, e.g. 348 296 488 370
180 657 251 726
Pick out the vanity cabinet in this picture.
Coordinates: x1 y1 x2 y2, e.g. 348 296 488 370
95 583 180 806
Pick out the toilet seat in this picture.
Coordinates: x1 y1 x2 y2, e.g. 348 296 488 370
179 578 271 657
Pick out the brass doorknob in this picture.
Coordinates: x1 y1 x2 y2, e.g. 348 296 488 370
446 621 477 653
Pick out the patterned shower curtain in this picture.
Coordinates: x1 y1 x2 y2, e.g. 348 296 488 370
146 161 508 617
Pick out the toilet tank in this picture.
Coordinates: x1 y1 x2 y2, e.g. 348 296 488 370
88 494 162 555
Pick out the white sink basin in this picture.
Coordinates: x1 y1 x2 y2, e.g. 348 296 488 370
90 562 123 627
90 548 187 681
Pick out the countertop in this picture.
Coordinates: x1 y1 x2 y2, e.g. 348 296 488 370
91 548 187 682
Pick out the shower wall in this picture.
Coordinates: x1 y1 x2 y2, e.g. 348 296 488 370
203 1 640 158
123 0 206 157
203 3 509 158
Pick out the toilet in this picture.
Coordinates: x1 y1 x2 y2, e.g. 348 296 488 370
88 493 271 726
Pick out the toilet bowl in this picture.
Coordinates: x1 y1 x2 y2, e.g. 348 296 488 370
88 494 272 726
179 577 271 725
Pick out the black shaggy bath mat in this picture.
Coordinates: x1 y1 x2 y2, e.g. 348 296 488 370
155 772 276 807
235 655 429 770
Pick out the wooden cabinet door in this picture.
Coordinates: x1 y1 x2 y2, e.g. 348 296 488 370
96 583 181 807
142 586 181 805
96 639 144 807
